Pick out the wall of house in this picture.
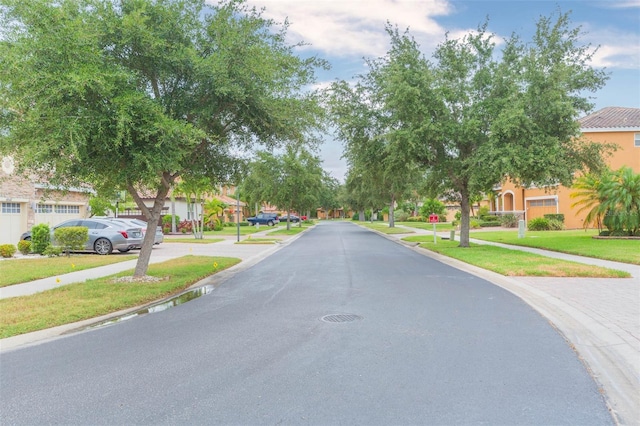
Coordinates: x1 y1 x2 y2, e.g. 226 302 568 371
588 130 640 171
495 129 640 230
0 174 90 244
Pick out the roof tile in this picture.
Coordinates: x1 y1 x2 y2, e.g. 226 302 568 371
580 107 640 129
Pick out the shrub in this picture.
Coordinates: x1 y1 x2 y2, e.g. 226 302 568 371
17 240 31 255
527 217 550 231
162 215 180 233
212 218 224 231
500 214 518 228
0 244 17 258
454 211 462 221
548 219 565 231
470 219 481 229
54 226 89 256
406 216 423 222
479 220 500 227
420 199 446 218
478 205 491 220
178 220 193 234
31 224 51 254
394 209 409 222
610 229 631 237
544 214 565 223
162 214 180 226
43 245 62 257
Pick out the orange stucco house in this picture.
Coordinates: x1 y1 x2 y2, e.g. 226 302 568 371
491 107 640 229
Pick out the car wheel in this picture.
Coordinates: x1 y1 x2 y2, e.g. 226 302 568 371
267 220 274 226
94 238 113 255
118 248 130 253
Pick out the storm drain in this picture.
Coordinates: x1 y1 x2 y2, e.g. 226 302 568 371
321 314 363 323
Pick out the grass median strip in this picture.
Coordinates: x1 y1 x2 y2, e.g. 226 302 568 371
359 222 416 234
268 226 309 236
1 255 137 287
163 237 224 244
235 238 280 244
403 237 630 278
0 255 240 339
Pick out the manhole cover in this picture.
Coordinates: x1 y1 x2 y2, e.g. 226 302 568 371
321 314 363 323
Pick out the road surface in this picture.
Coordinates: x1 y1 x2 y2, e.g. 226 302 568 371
0 222 613 424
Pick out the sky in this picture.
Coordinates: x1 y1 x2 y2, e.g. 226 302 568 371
221 0 640 181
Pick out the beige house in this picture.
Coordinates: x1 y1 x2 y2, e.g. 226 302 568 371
0 157 91 245
492 107 640 229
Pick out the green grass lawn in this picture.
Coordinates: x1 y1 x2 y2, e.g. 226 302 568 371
268 224 312 235
235 238 280 244
402 236 630 278
205 226 268 236
1 255 137 287
469 229 640 265
163 237 224 244
358 222 417 234
0 256 241 338
397 221 455 232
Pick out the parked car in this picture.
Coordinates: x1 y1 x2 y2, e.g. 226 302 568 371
20 218 143 255
247 213 280 226
279 214 301 223
104 218 164 246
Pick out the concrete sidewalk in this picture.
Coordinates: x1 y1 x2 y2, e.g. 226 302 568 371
381 224 639 426
1 230 291 299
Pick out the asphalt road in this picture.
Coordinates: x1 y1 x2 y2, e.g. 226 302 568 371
0 222 613 425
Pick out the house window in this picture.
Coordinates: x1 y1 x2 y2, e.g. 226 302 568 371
529 199 557 207
1 202 20 213
36 204 53 213
635 133 640 147
55 205 80 214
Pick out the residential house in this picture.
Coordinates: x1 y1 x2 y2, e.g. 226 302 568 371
0 156 91 245
491 107 640 229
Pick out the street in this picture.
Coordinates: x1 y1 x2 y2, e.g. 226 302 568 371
0 222 613 424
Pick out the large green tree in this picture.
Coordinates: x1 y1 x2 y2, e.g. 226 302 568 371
242 147 324 230
329 76 421 227
0 0 324 275
341 14 612 247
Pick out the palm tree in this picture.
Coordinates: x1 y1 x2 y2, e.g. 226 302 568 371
599 167 640 235
570 170 612 232
204 198 227 230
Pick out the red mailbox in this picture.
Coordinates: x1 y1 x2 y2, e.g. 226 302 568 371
429 214 439 223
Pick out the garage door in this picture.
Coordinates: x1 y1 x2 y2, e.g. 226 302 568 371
526 198 557 221
34 204 83 228
0 202 27 245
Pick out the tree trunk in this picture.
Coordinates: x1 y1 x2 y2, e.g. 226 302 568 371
359 209 365 221
286 208 291 231
171 196 176 233
459 189 471 248
389 195 395 228
132 196 166 277
129 178 172 278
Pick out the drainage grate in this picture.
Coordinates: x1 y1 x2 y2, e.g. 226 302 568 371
321 314 363 323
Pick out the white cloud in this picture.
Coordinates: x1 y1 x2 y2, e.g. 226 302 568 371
238 0 452 58
582 25 640 69
599 0 640 8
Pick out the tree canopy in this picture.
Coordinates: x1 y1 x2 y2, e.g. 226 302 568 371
242 147 324 229
0 0 325 275
329 12 611 246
